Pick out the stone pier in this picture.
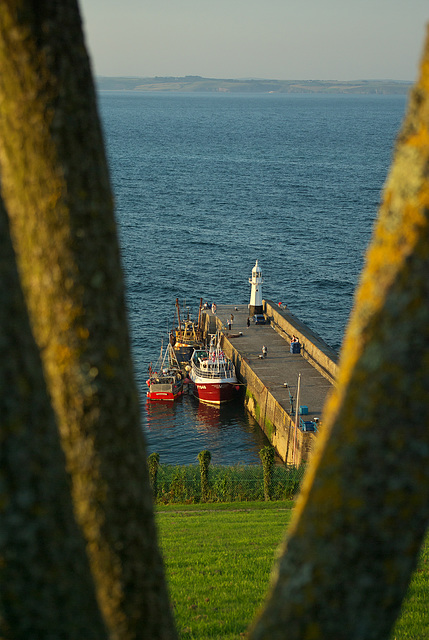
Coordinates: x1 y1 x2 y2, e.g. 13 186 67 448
202 300 337 465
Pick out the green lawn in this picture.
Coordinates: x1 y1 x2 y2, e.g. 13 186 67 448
392 538 429 639
157 502 429 640
157 502 291 639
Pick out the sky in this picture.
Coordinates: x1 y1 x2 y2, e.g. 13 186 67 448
79 0 429 81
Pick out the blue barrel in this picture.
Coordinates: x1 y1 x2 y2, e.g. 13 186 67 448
290 342 301 354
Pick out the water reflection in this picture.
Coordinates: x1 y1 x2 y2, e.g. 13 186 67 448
142 391 270 465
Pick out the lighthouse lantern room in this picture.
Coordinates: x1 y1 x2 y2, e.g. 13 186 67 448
249 260 264 316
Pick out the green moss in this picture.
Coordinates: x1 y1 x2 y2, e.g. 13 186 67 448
245 389 261 421
264 419 274 441
245 388 256 402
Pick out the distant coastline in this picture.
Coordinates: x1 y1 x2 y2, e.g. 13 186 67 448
95 75 412 95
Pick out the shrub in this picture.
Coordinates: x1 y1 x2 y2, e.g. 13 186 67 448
198 450 212 502
151 459 305 504
259 445 275 501
147 452 160 498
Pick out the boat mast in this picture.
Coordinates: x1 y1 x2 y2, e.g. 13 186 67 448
175 297 182 341
197 297 203 337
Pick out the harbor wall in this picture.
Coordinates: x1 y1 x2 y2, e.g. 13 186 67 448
201 311 314 465
263 300 339 384
223 333 314 465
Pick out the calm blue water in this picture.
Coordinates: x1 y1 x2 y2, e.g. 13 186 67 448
98 91 407 464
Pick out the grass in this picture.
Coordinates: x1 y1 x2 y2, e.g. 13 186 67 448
157 501 429 640
391 539 429 639
157 501 292 639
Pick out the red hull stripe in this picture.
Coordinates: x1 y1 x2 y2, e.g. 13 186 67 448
147 389 182 401
193 382 235 404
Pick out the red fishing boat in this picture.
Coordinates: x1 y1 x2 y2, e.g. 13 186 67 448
146 343 184 401
189 334 238 405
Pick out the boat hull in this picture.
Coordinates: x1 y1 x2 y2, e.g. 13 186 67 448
147 388 183 401
190 344 238 405
192 380 236 404
146 378 183 401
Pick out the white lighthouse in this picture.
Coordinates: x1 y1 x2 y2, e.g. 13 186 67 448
249 260 264 316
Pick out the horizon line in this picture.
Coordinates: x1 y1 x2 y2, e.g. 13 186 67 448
95 75 414 85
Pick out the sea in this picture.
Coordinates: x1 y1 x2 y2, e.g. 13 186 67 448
97 90 408 465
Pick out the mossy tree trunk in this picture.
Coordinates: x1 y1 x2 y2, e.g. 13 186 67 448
0 3 176 639
250 29 429 640
0 196 107 639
